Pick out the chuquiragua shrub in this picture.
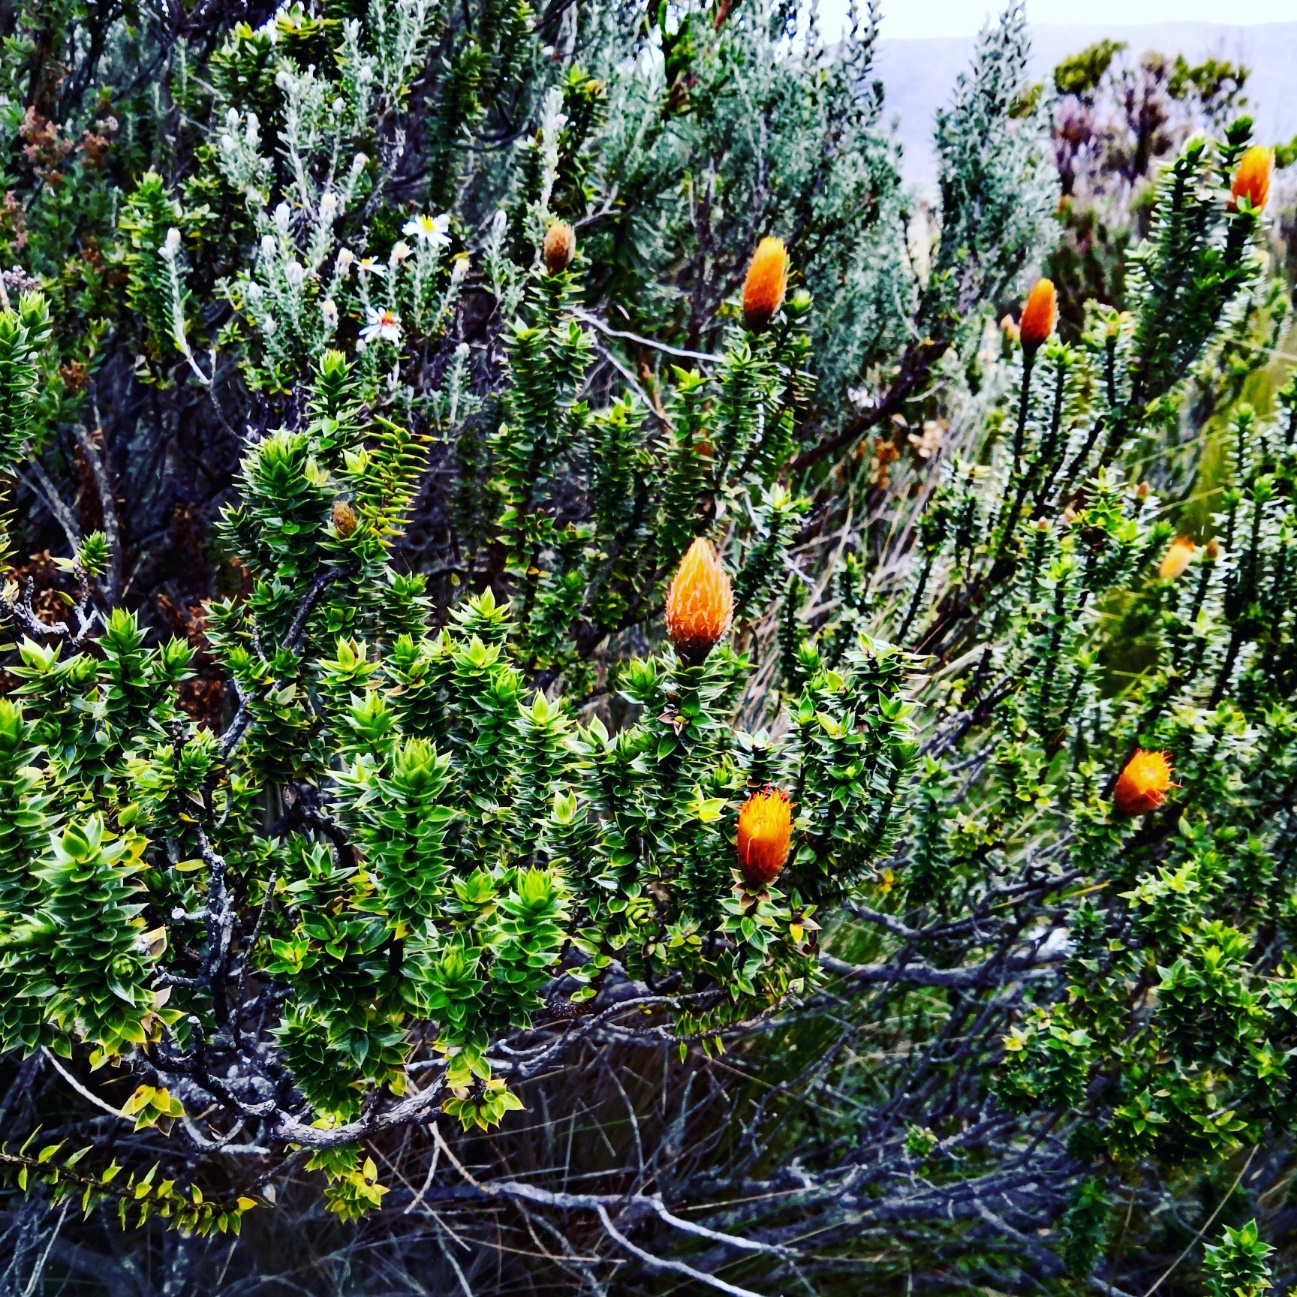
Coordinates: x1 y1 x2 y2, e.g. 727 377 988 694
1 0 1297 1288
0 196 919 1223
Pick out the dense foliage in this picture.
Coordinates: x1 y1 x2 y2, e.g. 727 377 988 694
1 0 1296 1292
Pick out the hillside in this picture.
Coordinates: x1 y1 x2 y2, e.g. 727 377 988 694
873 21 1297 182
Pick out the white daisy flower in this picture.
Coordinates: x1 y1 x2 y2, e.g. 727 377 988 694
402 213 451 248
359 306 401 345
355 256 386 278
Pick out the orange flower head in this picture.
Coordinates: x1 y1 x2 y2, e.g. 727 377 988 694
742 237 788 333
1019 278 1057 354
332 500 357 538
543 220 576 274
1158 536 1195 581
665 537 733 666
1113 749 1173 817
1231 146 1273 213
737 787 793 888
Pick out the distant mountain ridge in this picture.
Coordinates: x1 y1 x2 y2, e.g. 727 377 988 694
873 21 1297 184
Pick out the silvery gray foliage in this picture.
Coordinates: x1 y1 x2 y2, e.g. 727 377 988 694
790 4 1057 472
933 4 1059 320
578 0 915 420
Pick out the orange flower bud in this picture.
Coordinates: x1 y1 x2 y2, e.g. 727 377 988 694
1113 749 1173 817
1158 536 1195 581
665 537 733 665
742 237 788 333
332 500 357 538
1230 146 1273 213
542 220 576 274
737 787 793 888
1019 278 1057 354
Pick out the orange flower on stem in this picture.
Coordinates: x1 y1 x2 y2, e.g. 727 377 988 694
1230 146 1273 213
1158 536 1195 581
1018 278 1057 355
543 220 576 274
665 537 733 666
1007 277 1057 470
737 787 793 888
742 237 788 333
1113 749 1173 817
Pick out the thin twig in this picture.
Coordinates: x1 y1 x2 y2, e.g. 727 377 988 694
595 1204 766 1297
573 308 721 364
41 1049 131 1124
1142 1147 1258 1297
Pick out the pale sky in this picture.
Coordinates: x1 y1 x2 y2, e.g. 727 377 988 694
857 0 1296 41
